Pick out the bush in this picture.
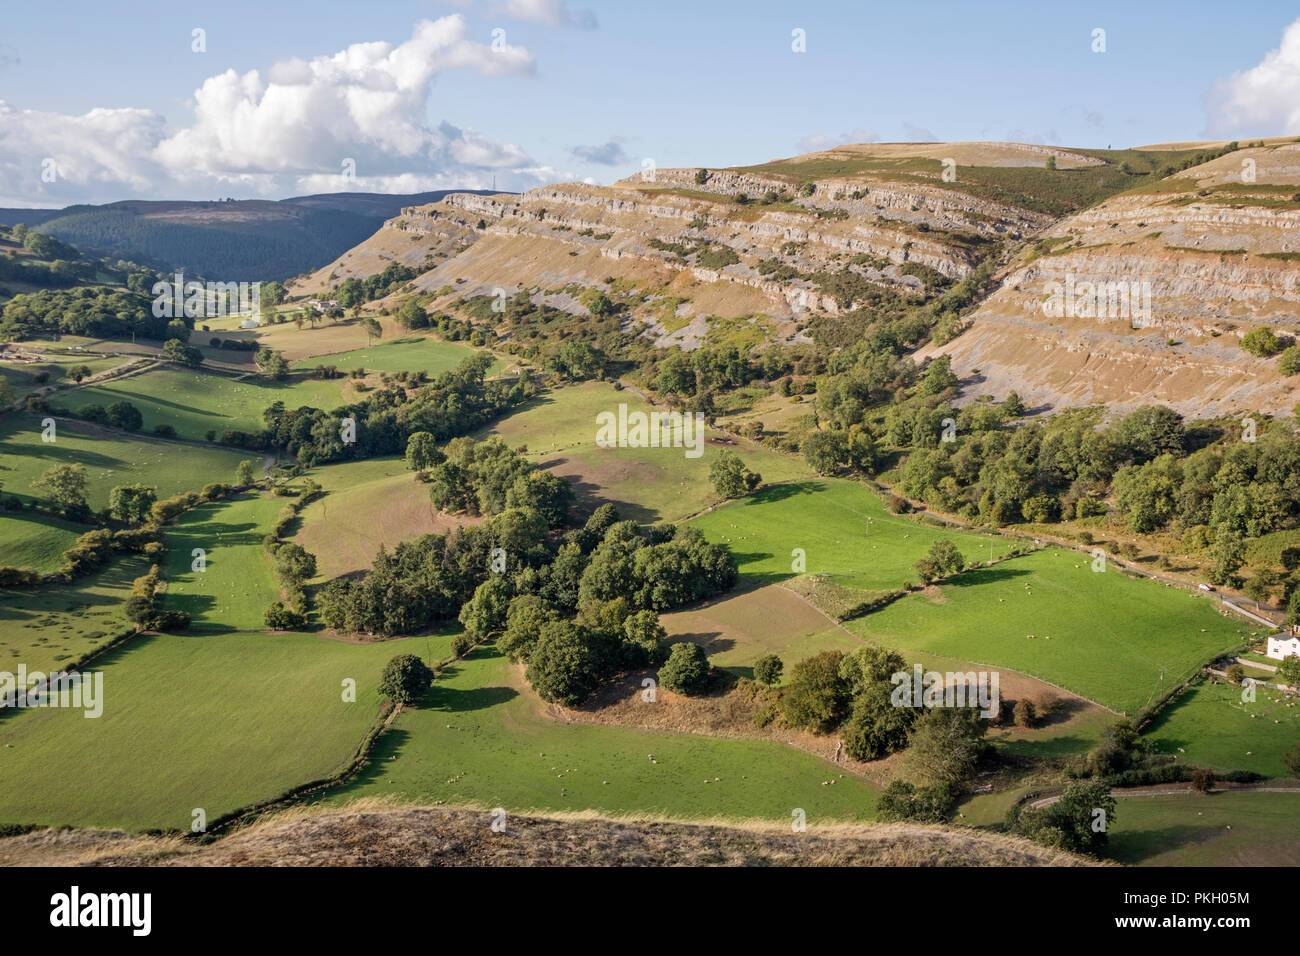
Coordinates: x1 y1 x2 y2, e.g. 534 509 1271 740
450 632 475 658
781 650 849 732
1013 698 1037 728
876 781 960 823
753 653 783 686
378 653 435 706
657 642 712 695
263 601 307 630
1191 767 1216 792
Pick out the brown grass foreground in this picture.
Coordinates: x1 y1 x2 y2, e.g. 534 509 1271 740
0 798 1101 867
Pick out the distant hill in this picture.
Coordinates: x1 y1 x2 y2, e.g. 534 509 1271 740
0 190 504 282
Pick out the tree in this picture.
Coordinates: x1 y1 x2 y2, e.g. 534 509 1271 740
1278 654 1300 687
781 650 850 732
622 610 669 666
255 347 288 380
108 484 156 524
274 543 317 584
458 576 513 642
362 317 383 345
905 706 987 785
378 653 435 706
525 621 606 707
68 364 92 383
709 450 753 499
1208 529 1245 586
922 355 959 395
162 338 203 368
914 538 965 581
657 642 711 695
753 653 783 686
1242 326 1285 358
264 602 307 630
1009 780 1115 855
105 401 143 431
803 430 846 475
405 431 445 472
1225 663 1245 684
236 459 258 487
842 681 919 761
1191 767 1216 793
1044 155 1057 170
505 471 575 527
34 463 88 517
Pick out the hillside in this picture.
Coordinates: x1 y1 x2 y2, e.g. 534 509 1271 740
927 139 1300 417
297 139 1300 419
0 191 502 282
0 801 1098 867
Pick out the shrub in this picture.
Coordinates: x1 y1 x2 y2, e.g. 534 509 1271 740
780 650 849 732
753 653 783 686
378 653 435 706
657 642 712 695
263 602 307 630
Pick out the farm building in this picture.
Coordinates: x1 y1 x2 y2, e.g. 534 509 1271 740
1266 632 1300 661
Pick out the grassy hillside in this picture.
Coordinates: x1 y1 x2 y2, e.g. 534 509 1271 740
0 630 429 831
845 549 1251 714
71 367 345 441
0 413 254 509
0 511 84 572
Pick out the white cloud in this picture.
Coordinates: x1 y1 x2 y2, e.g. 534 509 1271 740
1206 17 1300 136
795 128 879 153
570 139 630 165
497 0 597 29
0 16 550 206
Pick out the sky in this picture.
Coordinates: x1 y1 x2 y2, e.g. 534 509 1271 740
2 0 1300 206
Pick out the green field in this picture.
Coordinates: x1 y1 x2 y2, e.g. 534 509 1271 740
0 554 147 675
1 354 122 400
325 643 880 824
0 510 83 572
1144 680 1300 778
1108 791 1300 866
0 630 437 831
846 549 1251 715
291 335 502 376
161 493 285 631
487 382 812 523
0 413 254 509
72 367 345 441
690 478 1015 593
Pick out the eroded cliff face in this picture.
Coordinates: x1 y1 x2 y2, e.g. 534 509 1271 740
293 139 1300 418
928 142 1300 418
291 142 1065 348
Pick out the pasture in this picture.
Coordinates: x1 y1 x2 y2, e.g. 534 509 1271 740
324 643 881 824
0 414 252 509
1143 680 1300 777
0 554 147 675
1107 790 1300 866
0 631 440 831
290 335 504 377
0 510 83 573
690 478 1015 593
845 549 1251 715
293 459 479 579
71 367 346 441
487 382 811 523
161 493 284 631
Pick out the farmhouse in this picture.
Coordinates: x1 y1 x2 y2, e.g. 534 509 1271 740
1266 630 1300 661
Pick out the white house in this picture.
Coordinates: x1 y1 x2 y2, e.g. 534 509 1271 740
1266 631 1300 661
239 318 260 329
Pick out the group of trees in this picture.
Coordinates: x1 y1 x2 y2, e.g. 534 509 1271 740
1 287 169 342
320 493 735 708
221 353 525 465
425 436 574 523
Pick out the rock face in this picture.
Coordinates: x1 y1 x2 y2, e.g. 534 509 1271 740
928 143 1300 418
295 139 1300 419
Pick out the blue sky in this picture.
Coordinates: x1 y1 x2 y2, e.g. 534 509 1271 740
1 0 1299 205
